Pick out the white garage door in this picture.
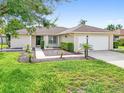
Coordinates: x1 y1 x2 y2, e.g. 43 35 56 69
78 35 109 50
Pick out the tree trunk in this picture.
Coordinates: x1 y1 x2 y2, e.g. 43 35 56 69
84 49 87 59
6 35 10 48
85 49 88 59
86 49 88 58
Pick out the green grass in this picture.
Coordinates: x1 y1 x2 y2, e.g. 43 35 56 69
0 52 124 93
114 46 124 53
118 46 124 50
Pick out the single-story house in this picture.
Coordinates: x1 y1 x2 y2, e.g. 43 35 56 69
114 29 124 41
10 24 113 52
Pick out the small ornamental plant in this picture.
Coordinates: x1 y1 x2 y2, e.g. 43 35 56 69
25 44 31 52
60 52 64 58
28 53 33 63
82 43 91 59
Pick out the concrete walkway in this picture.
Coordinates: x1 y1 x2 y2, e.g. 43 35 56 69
89 51 124 68
35 48 45 59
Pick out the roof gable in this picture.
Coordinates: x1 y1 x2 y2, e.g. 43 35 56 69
59 25 110 34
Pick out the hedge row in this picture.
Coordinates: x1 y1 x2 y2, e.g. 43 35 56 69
40 40 44 49
60 42 74 52
113 39 124 49
113 41 119 48
118 39 124 46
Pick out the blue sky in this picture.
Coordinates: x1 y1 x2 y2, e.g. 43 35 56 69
50 0 124 28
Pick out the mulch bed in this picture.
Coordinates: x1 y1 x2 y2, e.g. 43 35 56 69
19 51 95 63
42 49 81 56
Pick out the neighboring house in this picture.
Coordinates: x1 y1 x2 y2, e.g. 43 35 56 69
114 29 124 41
10 24 113 52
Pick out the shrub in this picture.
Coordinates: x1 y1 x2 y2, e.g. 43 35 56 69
60 42 74 52
28 53 33 63
82 43 91 59
118 39 124 46
40 40 44 49
113 41 119 48
25 44 31 52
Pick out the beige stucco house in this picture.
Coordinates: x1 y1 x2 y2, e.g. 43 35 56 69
10 24 113 52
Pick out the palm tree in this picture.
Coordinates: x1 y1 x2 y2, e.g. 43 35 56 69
116 24 123 30
80 19 87 25
106 24 116 31
82 43 91 59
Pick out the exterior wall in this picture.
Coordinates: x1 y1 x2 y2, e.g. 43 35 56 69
0 36 6 44
10 35 31 48
32 35 36 47
119 36 124 39
59 34 74 43
109 34 113 50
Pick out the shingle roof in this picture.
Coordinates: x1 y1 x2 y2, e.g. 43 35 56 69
36 27 67 35
59 24 110 35
114 29 124 35
17 25 111 35
17 27 67 35
120 29 124 35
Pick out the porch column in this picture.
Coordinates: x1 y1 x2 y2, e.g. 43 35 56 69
58 36 60 47
44 35 48 48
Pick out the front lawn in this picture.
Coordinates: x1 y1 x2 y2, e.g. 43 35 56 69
0 52 124 93
118 46 124 50
114 46 124 53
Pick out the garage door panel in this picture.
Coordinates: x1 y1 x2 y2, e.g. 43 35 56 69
78 35 109 50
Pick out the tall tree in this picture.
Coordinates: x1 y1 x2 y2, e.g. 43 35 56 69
106 24 116 31
0 0 68 26
116 24 123 30
5 19 25 47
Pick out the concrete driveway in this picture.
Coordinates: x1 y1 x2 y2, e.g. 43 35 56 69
89 51 124 68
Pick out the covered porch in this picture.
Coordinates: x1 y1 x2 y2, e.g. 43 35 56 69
35 35 60 48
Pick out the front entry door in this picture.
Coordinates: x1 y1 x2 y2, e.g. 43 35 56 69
36 36 43 45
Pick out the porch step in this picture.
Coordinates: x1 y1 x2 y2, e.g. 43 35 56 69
35 48 45 59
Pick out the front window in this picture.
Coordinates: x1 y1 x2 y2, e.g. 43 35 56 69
114 36 119 41
48 36 57 44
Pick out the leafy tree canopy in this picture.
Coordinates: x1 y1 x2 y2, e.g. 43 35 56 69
80 19 87 25
106 24 116 31
116 24 123 30
106 24 123 31
5 19 24 37
0 0 68 26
